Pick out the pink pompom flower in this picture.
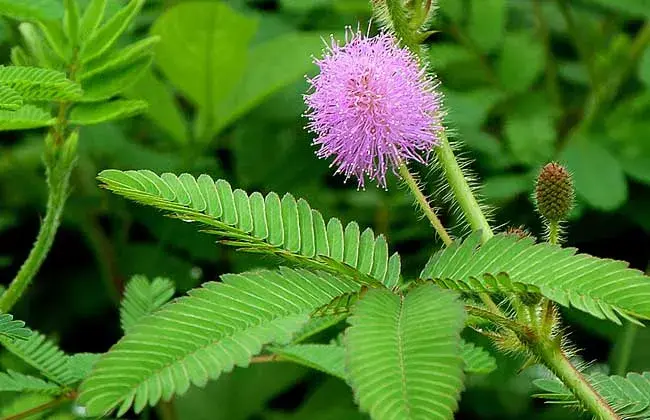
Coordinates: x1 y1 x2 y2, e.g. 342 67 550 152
304 29 443 189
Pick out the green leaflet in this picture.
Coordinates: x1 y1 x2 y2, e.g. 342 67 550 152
0 66 82 101
79 0 145 64
120 275 175 333
0 85 23 111
0 105 54 131
534 371 650 418
421 232 650 324
461 340 497 375
1 331 76 386
69 99 148 125
0 0 63 20
77 268 361 416
0 370 62 394
270 340 495 382
97 170 402 287
0 314 31 341
271 344 348 381
346 285 466 420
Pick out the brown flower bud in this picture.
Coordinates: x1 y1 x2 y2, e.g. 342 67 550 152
535 162 574 223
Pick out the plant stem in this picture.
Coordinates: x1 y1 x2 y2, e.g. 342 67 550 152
398 164 452 246
611 322 637 376
0 153 73 312
532 340 621 420
547 220 560 245
533 0 561 107
556 0 598 87
436 133 493 243
2 393 75 420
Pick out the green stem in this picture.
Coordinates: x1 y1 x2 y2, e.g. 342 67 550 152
436 133 493 243
0 153 74 313
398 164 452 246
611 322 637 376
0 51 79 312
547 220 560 245
532 340 621 420
556 0 598 87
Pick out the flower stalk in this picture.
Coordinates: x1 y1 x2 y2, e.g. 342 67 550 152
377 1 620 418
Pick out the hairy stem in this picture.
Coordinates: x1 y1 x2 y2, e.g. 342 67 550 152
398 164 452 246
436 133 493 243
0 52 79 312
0 153 74 312
532 340 621 420
374 2 621 417
547 220 560 245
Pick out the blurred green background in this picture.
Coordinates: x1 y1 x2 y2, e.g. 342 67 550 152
1 0 650 418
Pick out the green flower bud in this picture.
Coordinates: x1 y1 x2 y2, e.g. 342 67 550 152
535 162 574 223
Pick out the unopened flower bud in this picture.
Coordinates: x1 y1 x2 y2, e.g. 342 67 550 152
535 162 574 223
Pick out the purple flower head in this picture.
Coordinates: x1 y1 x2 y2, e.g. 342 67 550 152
304 29 443 188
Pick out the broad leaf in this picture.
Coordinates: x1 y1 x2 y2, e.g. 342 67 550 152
97 170 402 287
422 232 650 324
497 32 544 93
560 137 628 211
212 32 323 135
346 286 466 420
78 268 361 416
151 1 257 135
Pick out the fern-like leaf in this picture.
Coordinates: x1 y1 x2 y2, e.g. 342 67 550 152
460 341 497 374
422 232 650 324
120 275 175 333
345 285 466 420
77 267 361 416
534 372 650 418
0 66 82 101
97 170 401 287
0 370 62 394
0 105 54 130
271 339 494 384
1 331 76 386
0 313 31 341
0 85 23 110
271 344 347 381
291 314 347 344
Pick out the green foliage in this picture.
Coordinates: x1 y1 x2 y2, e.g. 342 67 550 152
425 272 542 301
0 314 31 341
1 331 76 386
0 105 54 130
69 99 148 125
534 371 650 418
97 170 402 287
0 66 81 101
0 0 63 20
120 275 175 333
79 0 145 64
78 268 361 416
0 85 23 111
346 285 466 420
271 343 348 381
460 341 497 375
422 232 650 324
0 370 62 394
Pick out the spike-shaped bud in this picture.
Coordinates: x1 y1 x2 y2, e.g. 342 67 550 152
535 162 574 223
